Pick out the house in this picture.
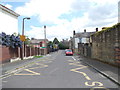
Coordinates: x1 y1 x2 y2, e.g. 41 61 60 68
61 39 69 48
0 4 20 63
30 38 49 55
70 29 97 54
0 4 20 34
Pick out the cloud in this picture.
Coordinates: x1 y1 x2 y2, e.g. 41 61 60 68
15 0 74 24
0 0 29 2
0 3 13 9
25 20 74 41
4 4 13 9
71 0 93 12
15 0 119 41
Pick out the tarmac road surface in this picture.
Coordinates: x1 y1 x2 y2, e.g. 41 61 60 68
1 50 119 89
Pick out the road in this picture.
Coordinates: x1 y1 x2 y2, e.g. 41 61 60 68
1 50 118 89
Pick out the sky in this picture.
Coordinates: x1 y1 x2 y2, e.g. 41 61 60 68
0 0 119 41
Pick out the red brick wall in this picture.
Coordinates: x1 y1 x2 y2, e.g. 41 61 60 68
0 45 46 63
26 46 30 57
0 46 19 63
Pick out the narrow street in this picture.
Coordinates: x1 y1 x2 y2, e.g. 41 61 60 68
2 50 118 89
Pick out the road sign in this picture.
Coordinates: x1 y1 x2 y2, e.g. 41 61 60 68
20 35 26 42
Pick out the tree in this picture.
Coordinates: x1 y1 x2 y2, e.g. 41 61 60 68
47 41 53 47
53 38 59 44
58 42 69 50
24 36 31 46
47 41 54 52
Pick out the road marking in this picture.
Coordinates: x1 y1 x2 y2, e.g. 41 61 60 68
5 69 17 74
68 60 74 62
69 62 82 66
70 66 88 71
69 60 91 80
28 65 48 70
1 74 13 80
85 81 103 87
68 57 107 89
90 87 109 90
71 70 91 80
14 69 40 75
72 57 76 61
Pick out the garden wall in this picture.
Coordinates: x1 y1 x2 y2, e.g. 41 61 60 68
0 45 45 63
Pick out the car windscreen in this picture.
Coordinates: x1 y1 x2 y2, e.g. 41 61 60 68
66 50 72 52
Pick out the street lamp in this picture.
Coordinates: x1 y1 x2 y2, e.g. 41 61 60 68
21 17 30 60
22 17 30 35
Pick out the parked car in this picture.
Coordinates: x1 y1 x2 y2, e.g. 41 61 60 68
65 49 69 53
65 49 73 56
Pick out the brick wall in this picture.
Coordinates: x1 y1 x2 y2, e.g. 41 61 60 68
0 45 46 63
91 23 120 66
0 46 19 63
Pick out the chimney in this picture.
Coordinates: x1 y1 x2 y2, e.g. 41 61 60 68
73 30 75 35
84 29 86 33
31 38 35 40
96 28 98 32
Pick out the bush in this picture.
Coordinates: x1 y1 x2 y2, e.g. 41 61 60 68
0 32 22 48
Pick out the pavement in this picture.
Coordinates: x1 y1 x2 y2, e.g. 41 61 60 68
75 55 120 86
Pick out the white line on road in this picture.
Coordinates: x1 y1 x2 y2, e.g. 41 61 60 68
72 57 76 61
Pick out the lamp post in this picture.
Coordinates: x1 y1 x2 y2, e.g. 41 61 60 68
22 17 30 35
21 17 30 60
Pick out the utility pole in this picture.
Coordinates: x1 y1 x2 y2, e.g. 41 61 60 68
44 25 47 55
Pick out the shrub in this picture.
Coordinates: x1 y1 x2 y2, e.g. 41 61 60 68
0 32 22 48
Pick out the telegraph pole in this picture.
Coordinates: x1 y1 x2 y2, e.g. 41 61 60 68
44 25 47 55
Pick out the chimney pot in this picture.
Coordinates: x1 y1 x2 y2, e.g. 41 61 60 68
96 28 98 32
73 30 75 35
84 29 86 32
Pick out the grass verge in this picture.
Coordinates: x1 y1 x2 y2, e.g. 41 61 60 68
34 56 43 58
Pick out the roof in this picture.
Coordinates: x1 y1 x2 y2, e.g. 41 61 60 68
31 39 48 44
74 32 95 38
0 4 20 17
